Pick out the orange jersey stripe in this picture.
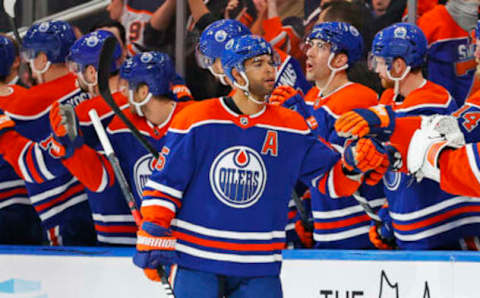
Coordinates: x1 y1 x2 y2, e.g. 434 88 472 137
35 183 84 212
174 231 286 252
0 187 28 200
94 224 138 233
393 206 480 231
142 190 182 208
314 214 370 230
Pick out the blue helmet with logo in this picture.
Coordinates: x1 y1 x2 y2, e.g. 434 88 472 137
120 51 175 97
196 19 251 68
221 35 276 84
22 20 76 63
476 20 480 39
308 22 364 65
371 22 427 69
0 35 16 77
66 30 122 73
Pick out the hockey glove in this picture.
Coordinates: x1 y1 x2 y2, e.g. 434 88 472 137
369 205 395 250
343 138 387 174
294 220 313 248
335 105 395 141
49 102 83 159
0 110 15 137
170 74 193 102
133 221 177 282
269 85 301 110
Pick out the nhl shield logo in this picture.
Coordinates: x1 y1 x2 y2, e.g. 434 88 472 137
209 146 267 208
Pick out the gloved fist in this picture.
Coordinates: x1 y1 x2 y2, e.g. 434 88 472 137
369 205 395 249
364 158 389 186
294 220 313 248
269 85 301 109
335 105 395 141
0 109 15 137
133 221 177 282
49 102 83 158
343 138 387 174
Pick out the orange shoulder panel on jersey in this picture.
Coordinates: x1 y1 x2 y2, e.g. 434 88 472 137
391 81 451 111
304 86 320 105
0 85 28 110
389 116 422 172
439 144 480 197
108 108 151 135
321 83 379 115
260 104 310 132
5 73 78 116
379 89 395 106
169 98 230 131
465 89 480 106
75 92 128 123
418 5 468 45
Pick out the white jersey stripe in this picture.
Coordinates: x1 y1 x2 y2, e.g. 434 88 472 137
142 199 176 213
39 194 87 221
97 235 137 245
34 143 55 180
145 180 183 199
0 197 31 209
92 213 135 223
176 243 282 263
313 225 369 241
171 219 285 240
466 144 480 185
29 177 79 204
313 198 385 219
18 142 33 183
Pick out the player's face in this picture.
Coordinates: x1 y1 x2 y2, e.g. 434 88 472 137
305 39 332 82
244 54 277 98
372 0 391 16
372 56 394 89
107 0 123 21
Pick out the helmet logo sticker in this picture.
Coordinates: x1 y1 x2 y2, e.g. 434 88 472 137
225 39 235 50
38 22 50 32
140 52 153 63
215 30 228 42
85 35 100 47
394 26 407 39
349 25 360 37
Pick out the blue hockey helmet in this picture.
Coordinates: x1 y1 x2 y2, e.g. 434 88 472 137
0 35 16 77
196 19 251 69
66 30 122 74
307 22 364 65
221 35 277 84
371 22 427 70
120 51 175 97
476 20 480 39
22 20 76 63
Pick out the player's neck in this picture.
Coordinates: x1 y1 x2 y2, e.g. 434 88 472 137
231 89 265 115
145 98 176 126
5 70 18 85
399 72 425 98
42 64 70 83
316 71 348 97
108 75 121 93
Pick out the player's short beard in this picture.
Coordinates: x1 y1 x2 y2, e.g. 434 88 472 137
249 81 272 103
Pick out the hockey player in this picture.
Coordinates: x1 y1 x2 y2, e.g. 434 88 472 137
336 23 480 251
418 0 478 106
269 22 383 249
0 21 98 246
196 19 312 96
0 35 43 244
46 51 191 245
133 35 387 296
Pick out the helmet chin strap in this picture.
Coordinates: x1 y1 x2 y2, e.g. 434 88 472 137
29 60 51 84
208 66 228 86
318 53 348 97
386 65 411 101
233 71 265 105
77 71 98 96
129 89 153 117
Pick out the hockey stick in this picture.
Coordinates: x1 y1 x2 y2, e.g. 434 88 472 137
97 37 175 296
3 0 22 46
291 190 313 232
88 109 142 226
98 36 159 159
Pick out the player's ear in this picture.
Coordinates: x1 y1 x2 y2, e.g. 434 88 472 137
136 84 149 99
36 52 48 66
333 53 348 68
84 65 97 84
232 68 245 86
392 58 407 77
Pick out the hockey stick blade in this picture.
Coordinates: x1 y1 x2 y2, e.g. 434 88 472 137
3 0 16 18
98 37 159 159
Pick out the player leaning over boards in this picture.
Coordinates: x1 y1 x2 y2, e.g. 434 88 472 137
133 35 389 297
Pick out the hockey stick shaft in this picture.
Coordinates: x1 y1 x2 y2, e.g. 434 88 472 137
291 191 313 232
98 36 159 159
97 37 175 297
88 109 142 226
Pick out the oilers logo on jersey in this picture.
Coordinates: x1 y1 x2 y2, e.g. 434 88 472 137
133 154 155 198
383 171 402 191
209 146 266 208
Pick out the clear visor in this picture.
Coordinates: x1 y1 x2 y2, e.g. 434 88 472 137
20 48 37 61
303 38 330 54
367 53 387 72
66 60 83 74
194 44 215 69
